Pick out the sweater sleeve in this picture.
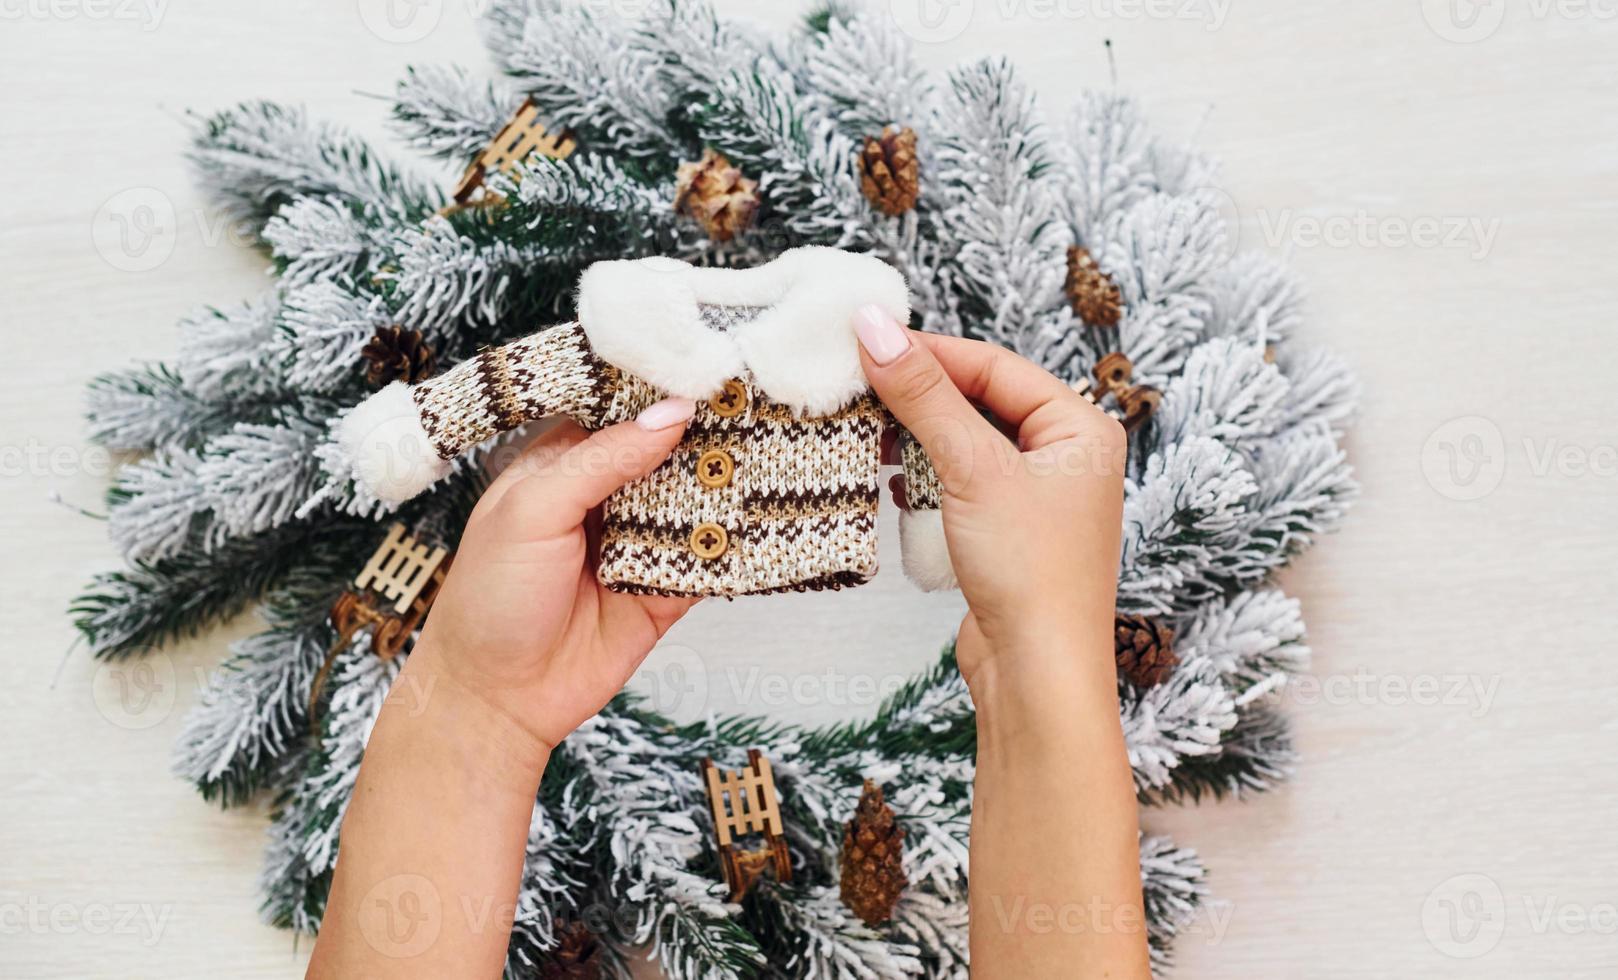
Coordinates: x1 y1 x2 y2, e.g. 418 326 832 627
897 431 959 592
336 323 608 503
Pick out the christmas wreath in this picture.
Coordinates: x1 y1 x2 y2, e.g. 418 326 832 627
74 1 1357 976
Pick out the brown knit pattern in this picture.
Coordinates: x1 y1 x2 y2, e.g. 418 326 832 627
899 433 943 510
411 323 614 460
408 318 941 597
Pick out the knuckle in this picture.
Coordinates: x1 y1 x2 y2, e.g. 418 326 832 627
893 359 951 407
1093 412 1128 450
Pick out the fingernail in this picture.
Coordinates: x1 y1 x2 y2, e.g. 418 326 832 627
636 397 696 431
854 304 911 366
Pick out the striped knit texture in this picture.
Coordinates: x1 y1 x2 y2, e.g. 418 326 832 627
408 319 939 597
899 435 944 511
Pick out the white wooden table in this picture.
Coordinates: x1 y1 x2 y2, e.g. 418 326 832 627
3 2 1615 977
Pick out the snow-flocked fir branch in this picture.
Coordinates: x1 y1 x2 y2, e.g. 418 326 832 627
391 64 523 163
489 5 683 170
264 199 384 288
175 617 330 806
73 521 370 659
795 2 932 142
930 58 1073 359
189 101 440 238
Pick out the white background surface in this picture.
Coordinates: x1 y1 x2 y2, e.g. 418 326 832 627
3 1 1616 977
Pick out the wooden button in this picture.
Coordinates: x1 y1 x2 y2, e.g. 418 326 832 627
709 379 748 418
696 449 735 488
690 522 728 560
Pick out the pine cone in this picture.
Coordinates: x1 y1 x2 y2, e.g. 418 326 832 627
859 126 920 216
536 919 602 980
675 148 760 242
839 779 907 926
1066 245 1123 327
360 326 436 388
1115 614 1177 688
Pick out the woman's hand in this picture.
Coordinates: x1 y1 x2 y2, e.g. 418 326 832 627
309 398 696 980
855 306 1127 691
413 398 701 757
855 305 1149 980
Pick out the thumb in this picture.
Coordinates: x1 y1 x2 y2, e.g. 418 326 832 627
855 305 993 492
503 397 695 537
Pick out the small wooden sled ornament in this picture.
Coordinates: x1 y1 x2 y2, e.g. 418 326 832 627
701 750 792 902
332 523 452 660
310 525 452 735
1078 352 1161 434
448 97 577 211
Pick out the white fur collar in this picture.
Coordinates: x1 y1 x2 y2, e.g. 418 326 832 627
575 246 911 416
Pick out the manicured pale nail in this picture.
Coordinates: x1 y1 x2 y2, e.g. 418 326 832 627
636 397 696 430
854 304 911 366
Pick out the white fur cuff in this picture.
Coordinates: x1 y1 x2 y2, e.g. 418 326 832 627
336 382 450 503
900 508 958 592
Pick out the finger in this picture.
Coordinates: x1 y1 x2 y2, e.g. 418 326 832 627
495 420 589 485
496 398 695 538
596 585 701 645
854 305 998 491
915 332 1111 450
474 421 589 516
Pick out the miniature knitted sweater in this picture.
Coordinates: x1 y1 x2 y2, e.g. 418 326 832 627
337 247 957 597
